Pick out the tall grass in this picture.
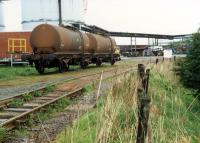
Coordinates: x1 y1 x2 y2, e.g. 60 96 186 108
149 62 200 143
56 61 200 143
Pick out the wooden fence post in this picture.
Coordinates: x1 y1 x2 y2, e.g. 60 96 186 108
145 69 150 95
136 98 151 143
136 64 151 143
138 64 145 78
156 58 159 64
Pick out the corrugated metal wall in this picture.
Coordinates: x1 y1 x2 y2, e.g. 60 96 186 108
0 32 32 58
0 3 5 31
21 0 86 30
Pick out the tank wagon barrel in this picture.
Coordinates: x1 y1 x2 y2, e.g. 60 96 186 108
23 24 120 73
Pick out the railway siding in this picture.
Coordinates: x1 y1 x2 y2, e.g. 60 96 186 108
0 88 82 129
0 67 131 102
0 66 135 130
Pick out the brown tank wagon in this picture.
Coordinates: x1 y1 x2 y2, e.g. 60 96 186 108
22 24 120 74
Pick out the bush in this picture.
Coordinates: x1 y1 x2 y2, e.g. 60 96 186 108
175 30 200 99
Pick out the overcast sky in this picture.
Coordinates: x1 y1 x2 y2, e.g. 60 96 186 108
86 0 200 35
2 0 200 44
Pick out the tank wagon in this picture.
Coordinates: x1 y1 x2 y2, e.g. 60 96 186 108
23 24 120 73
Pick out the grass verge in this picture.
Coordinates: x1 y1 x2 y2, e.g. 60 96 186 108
56 61 200 143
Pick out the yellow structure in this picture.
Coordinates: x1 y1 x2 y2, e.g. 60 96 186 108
8 38 27 53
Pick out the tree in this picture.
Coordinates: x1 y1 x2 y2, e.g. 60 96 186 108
170 39 192 54
176 30 200 99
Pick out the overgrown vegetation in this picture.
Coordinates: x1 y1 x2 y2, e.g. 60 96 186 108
56 62 200 143
22 93 33 101
33 90 42 97
10 98 24 107
83 84 94 94
175 30 200 100
150 62 200 142
10 90 44 108
0 127 6 142
10 92 36 107
57 72 138 143
45 85 55 92
4 97 73 143
31 97 72 122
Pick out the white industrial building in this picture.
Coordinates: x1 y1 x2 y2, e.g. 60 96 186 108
21 0 87 30
0 2 5 31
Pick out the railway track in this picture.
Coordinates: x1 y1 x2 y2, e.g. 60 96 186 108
0 64 136 107
0 67 136 130
0 88 82 129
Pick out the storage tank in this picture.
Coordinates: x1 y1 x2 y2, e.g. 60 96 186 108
21 0 86 30
0 2 5 31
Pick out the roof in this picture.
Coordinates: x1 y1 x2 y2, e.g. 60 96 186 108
118 45 148 50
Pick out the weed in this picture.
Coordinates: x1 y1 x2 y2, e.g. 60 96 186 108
22 93 33 101
12 126 30 137
56 98 72 110
36 97 73 122
33 91 42 97
10 98 24 107
83 84 94 94
45 85 55 92
0 127 6 142
26 115 35 125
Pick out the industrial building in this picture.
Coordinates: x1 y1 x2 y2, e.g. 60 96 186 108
21 0 86 30
0 2 5 31
118 45 149 56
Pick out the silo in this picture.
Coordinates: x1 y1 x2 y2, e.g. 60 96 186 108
0 2 5 31
21 0 86 30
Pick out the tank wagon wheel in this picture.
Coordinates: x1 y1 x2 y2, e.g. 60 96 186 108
80 61 88 69
35 61 45 74
96 59 102 67
110 59 115 66
58 61 65 73
65 63 69 71
58 59 70 73
80 63 86 69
